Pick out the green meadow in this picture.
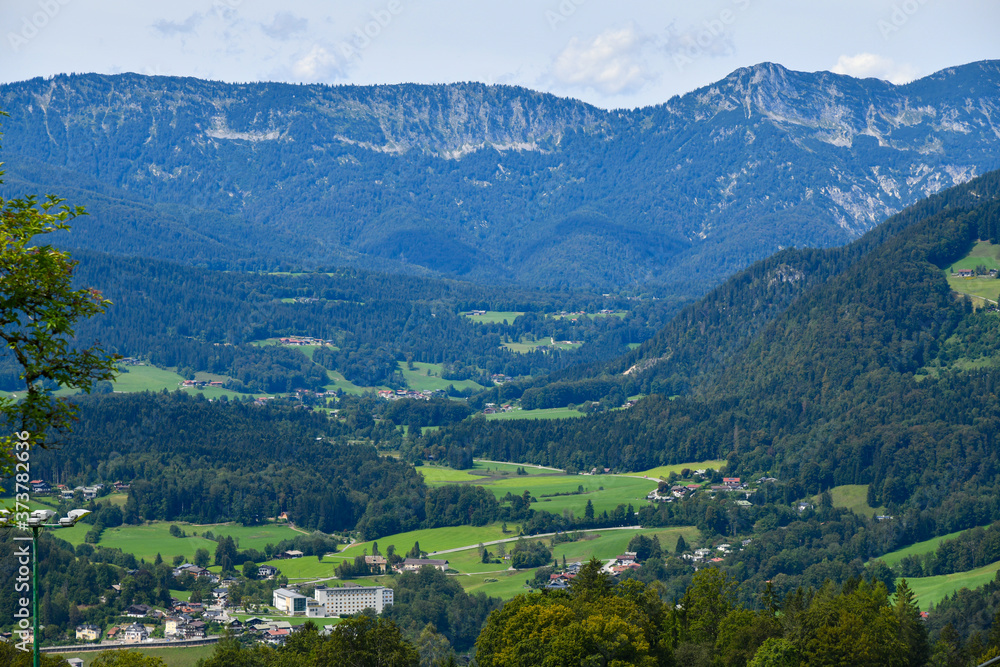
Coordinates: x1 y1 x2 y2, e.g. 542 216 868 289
908 561 1000 610
877 526 984 567
486 475 657 518
418 460 559 484
631 461 728 478
56 521 304 562
463 311 524 324
398 361 484 392
50 644 218 667
483 407 584 421
946 241 1000 303
822 485 884 517
948 241 1000 273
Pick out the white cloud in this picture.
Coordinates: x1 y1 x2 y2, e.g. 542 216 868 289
152 13 203 37
551 26 651 95
261 12 308 41
831 53 919 84
290 45 343 82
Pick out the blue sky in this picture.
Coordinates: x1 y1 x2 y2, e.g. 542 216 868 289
2 0 997 108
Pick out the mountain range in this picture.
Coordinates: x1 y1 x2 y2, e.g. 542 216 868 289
1 60 999 292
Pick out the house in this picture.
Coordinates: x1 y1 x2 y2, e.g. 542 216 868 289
956 268 974 277
30 480 50 493
122 623 149 643
75 624 101 641
278 550 304 559
615 552 638 566
365 555 388 573
125 604 150 618
66 660 84 667
164 617 184 637
257 565 279 578
400 558 449 572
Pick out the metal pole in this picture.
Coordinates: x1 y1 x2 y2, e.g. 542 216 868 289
32 525 39 667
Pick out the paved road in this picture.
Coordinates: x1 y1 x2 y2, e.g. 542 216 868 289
427 525 643 556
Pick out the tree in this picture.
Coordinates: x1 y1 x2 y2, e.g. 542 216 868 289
0 126 118 488
194 548 211 568
584 499 595 521
313 615 419 666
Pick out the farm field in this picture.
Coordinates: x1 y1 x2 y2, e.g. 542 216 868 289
450 526 700 600
111 364 185 392
398 361 484 392
946 241 1000 303
463 310 524 324
909 560 1000 610
57 521 304 562
821 485 884 517
485 474 657 517
501 337 546 353
877 526 986 567
51 644 218 667
946 275 1000 304
343 524 513 557
323 369 383 395
631 461 728 479
483 407 584 421
417 460 560 485
948 241 1000 273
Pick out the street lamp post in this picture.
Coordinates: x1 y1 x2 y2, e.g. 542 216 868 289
10 508 91 667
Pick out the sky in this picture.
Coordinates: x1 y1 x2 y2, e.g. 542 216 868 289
1 0 997 109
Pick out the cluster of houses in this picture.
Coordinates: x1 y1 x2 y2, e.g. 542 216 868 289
277 336 332 345
29 479 127 501
647 477 757 506
952 268 998 278
680 540 752 568
180 379 225 389
482 403 517 415
377 389 442 401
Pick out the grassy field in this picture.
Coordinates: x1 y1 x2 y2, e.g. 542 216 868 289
464 311 524 324
345 524 513 557
877 527 983 567
451 526 700 600
631 461 729 478
909 561 1000 610
51 644 218 666
418 460 559 484
502 338 546 353
946 274 1000 304
945 241 1000 303
948 241 1000 273
56 521 305 562
111 364 185 392
483 407 585 421
398 361 484 392
323 369 383 395
822 485 884 517
483 474 658 518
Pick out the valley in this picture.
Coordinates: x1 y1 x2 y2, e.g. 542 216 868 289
4 63 1000 666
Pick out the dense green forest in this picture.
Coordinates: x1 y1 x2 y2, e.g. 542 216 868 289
0 251 683 393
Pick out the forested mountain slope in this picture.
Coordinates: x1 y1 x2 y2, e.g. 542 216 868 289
419 170 1000 539
1 61 998 290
